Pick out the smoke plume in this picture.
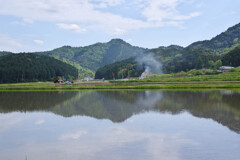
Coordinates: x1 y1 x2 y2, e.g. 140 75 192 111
135 53 162 75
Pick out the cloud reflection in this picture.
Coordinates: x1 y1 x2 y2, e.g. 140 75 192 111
59 130 88 140
35 119 45 125
0 113 24 132
1 125 198 160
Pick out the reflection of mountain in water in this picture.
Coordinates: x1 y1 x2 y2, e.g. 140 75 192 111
0 91 78 112
0 90 240 133
155 91 240 133
50 91 163 122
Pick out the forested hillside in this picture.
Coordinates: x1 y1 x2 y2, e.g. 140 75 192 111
0 53 78 83
0 39 146 77
96 47 221 78
95 58 144 79
35 39 146 75
188 23 240 54
222 46 240 66
150 45 184 63
0 51 12 56
162 49 220 73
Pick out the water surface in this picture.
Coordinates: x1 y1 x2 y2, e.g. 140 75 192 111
0 90 240 160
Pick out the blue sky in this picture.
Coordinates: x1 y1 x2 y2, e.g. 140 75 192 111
0 0 240 52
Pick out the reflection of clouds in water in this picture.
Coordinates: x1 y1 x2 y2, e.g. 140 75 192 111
0 126 198 160
126 119 134 123
137 91 163 109
2 91 240 160
35 119 45 125
103 126 198 160
59 130 88 140
0 113 23 132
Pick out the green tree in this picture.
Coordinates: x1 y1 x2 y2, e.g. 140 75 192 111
208 60 215 69
196 56 204 69
216 60 222 69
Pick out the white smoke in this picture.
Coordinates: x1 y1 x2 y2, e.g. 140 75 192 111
135 53 162 78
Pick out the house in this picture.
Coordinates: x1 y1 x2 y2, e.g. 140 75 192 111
219 66 234 73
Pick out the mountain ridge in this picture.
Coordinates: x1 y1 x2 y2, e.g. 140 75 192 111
34 38 146 76
187 22 240 54
1 22 240 76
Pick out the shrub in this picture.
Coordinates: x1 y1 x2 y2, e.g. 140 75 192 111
229 68 240 72
174 71 187 77
188 69 205 76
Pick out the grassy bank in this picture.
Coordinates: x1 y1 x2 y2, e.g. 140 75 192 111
111 71 240 83
1 83 240 91
1 71 240 91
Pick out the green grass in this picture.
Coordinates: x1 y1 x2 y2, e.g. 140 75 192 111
0 82 53 86
111 72 240 83
1 84 240 91
1 71 240 91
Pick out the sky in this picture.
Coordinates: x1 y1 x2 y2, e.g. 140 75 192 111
0 0 240 52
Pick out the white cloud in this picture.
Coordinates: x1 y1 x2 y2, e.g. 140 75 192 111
57 23 86 33
0 34 24 52
91 0 124 8
141 0 201 23
34 40 44 45
11 18 34 25
0 34 41 52
196 2 204 8
0 0 200 34
112 28 127 35
22 18 34 24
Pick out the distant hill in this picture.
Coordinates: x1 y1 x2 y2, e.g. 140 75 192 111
0 53 78 83
97 47 220 76
0 39 146 77
1 22 240 76
35 39 146 76
188 23 240 54
0 51 12 56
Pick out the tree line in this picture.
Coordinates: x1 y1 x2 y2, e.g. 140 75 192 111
95 58 144 79
95 45 240 79
0 53 78 83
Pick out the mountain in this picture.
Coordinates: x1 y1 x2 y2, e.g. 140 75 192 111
1 22 240 76
97 47 220 76
0 39 146 77
35 39 146 76
0 53 78 83
188 23 240 54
